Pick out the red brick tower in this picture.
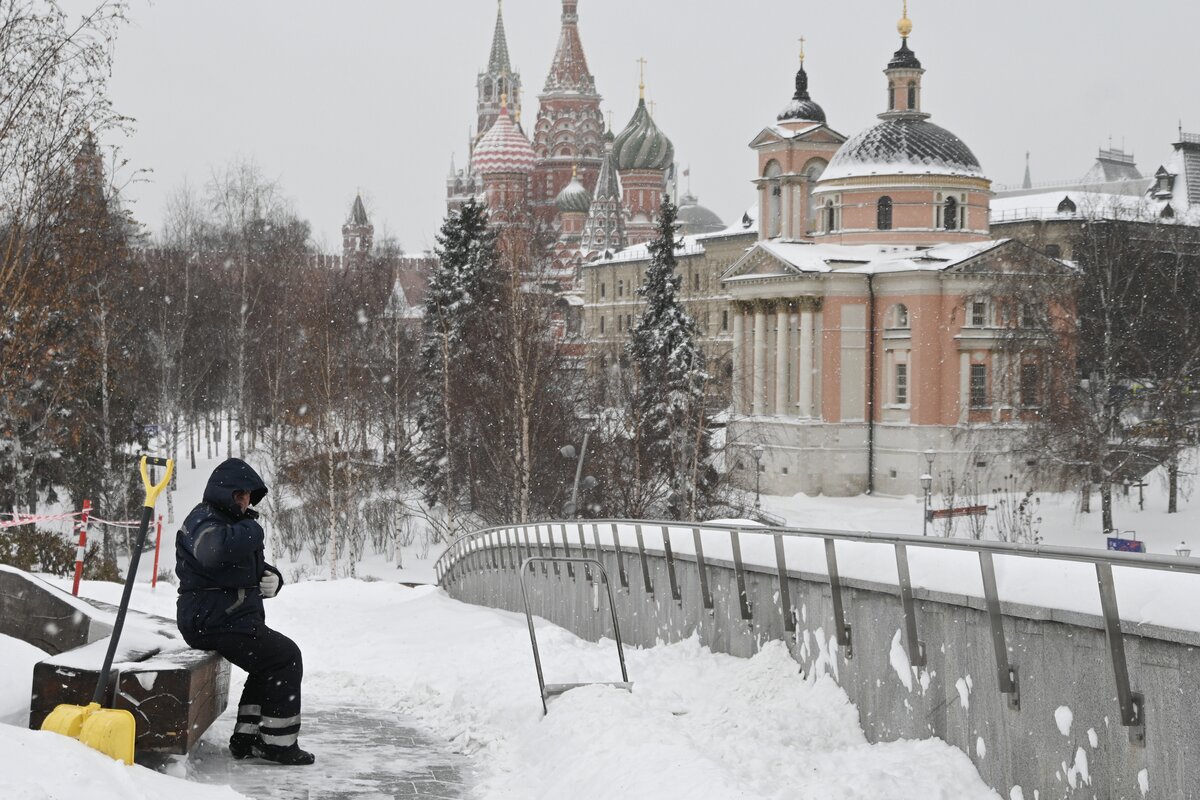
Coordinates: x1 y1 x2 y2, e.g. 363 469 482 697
473 100 537 228
342 193 374 268
531 0 605 230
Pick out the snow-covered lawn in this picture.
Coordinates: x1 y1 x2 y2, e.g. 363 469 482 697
1 577 999 799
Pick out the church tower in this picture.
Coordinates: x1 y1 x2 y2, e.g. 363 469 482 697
531 0 605 228
477 1 521 143
581 125 626 256
612 68 674 246
749 40 844 240
342 193 374 267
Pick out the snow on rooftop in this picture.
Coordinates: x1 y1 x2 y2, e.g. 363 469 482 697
727 238 1006 280
990 189 1195 224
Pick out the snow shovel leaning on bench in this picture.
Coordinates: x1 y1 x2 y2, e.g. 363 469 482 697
41 455 174 764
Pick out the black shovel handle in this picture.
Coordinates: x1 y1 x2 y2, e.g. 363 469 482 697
91 456 172 706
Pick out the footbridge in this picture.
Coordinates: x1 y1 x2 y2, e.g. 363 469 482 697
436 520 1200 799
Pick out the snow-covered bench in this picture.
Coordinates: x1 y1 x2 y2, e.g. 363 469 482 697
0 565 228 755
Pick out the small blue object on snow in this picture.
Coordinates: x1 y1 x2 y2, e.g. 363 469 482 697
1107 537 1145 553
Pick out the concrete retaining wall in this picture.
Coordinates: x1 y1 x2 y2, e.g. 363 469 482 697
443 541 1199 799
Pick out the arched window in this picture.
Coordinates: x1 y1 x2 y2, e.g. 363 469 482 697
825 200 836 233
877 196 894 230
803 159 827 234
890 304 910 328
944 196 959 230
888 82 895 110
907 81 917 110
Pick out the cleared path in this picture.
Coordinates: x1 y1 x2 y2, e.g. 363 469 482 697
182 704 469 800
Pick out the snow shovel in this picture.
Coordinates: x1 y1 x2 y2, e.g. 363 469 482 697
41 455 174 764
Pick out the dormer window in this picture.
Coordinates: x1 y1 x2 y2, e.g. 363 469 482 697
1056 196 1077 215
1162 203 1176 220
1153 168 1175 199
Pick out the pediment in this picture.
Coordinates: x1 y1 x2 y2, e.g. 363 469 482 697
947 239 1072 276
722 244 801 281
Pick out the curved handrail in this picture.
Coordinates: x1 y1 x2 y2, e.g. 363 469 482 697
435 518 1200 579
437 517 1198 744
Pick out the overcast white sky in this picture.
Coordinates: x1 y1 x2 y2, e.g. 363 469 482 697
98 0 1199 254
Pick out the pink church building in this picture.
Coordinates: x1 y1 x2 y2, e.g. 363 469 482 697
725 11 1067 497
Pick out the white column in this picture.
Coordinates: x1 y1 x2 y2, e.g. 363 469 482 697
798 304 814 418
781 181 793 239
731 306 744 414
788 307 800 414
752 304 767 415
774 303 790 416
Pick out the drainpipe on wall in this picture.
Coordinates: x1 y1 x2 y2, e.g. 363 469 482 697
866 273 876 495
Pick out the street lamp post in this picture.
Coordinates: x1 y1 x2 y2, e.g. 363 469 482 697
560 428 596 518
920 473 933 536
752 445 765 514
921 449 936 537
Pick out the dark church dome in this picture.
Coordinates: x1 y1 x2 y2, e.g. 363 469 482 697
822 117 983 182
777 64 826 124
676 193 725 235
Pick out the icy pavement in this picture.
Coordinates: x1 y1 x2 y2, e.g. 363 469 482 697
181 704 468 799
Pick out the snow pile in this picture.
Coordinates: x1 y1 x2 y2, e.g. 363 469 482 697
2 576 1000 799
0 724 244 800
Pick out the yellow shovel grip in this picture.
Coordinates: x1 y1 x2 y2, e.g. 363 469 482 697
139 456 175 509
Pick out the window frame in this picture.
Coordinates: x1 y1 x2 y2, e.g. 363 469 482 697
969 363 988 408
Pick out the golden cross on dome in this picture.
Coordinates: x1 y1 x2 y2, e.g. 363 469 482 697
799 36 806 64
637 57 647 99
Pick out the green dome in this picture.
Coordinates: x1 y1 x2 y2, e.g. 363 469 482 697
555 173 592 213
612 98 674 171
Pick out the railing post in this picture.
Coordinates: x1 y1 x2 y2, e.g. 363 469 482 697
894 544 926 668
730 529 753 621
579 525 593 582
824 538 852 658
774 533 795 634
662 526 681 602
634 524 654 595
691 526 713 611
560 524 574 578
1096 562 1146 745
979 551 1019 709
610 523 629 589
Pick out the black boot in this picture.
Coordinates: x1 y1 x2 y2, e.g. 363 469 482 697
253 742 316 766
229 732 260 760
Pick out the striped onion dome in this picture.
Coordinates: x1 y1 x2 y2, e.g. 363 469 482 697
472 108 536 176
612 98 674 171
555 171 592 213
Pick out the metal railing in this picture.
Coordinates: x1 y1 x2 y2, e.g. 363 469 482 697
436 519 1200 746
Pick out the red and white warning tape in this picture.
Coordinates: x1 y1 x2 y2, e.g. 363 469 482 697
0 511 81 529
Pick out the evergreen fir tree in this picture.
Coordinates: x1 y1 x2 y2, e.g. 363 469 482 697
625 196 717 520
415 199 498 530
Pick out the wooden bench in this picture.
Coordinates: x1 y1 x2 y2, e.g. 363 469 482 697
1 565 228 755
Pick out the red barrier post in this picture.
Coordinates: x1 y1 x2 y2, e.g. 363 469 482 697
71 499 91 596
151 514 163 589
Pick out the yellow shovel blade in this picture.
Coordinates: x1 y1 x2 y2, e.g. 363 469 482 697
79 707 137 765
40 701 101 739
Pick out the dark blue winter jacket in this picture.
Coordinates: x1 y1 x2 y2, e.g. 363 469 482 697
176 458 283 639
